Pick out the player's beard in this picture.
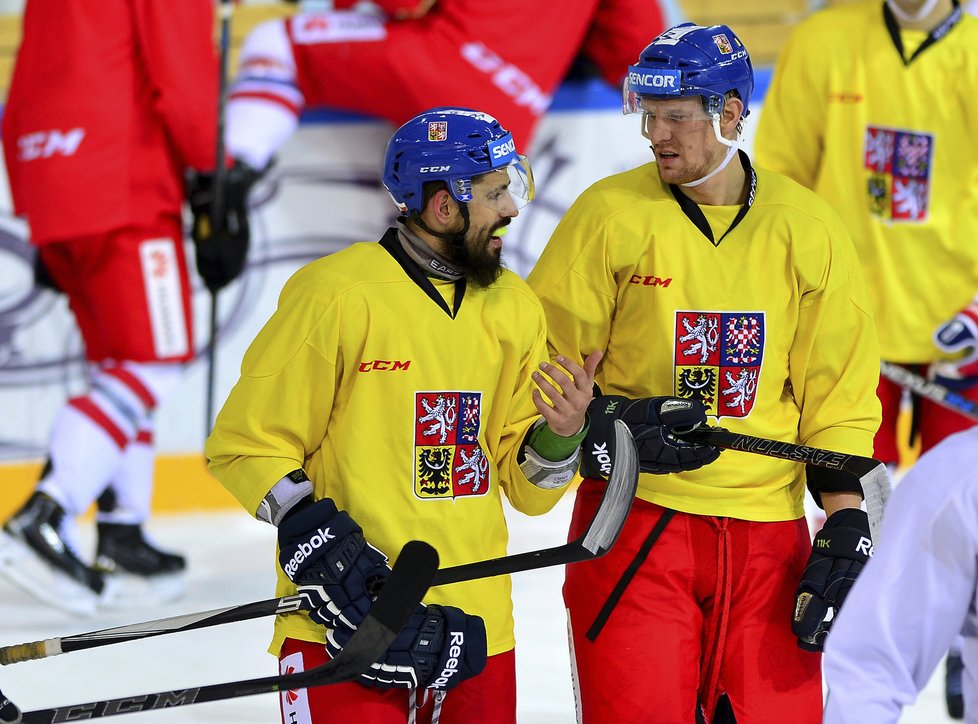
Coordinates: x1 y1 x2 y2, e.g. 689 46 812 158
457 220 508 288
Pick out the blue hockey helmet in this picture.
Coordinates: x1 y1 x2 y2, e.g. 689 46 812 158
623 23 754 120
382 107 534 217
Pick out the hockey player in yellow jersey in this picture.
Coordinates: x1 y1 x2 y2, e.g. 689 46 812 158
756 0 978 463
206 107 609 724
527 24 882 723
755 1 978 718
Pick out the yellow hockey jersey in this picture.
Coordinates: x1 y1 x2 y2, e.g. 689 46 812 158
528 157 881 521
206 230 567 657
755 1 978 362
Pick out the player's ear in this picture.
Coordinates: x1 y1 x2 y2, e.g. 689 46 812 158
428 189 457 224
721 96 743 136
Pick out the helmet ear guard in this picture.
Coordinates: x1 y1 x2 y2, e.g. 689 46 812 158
382 107 534 217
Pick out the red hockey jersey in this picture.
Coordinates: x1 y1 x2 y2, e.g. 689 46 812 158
2 0 221 244
331 0 665 105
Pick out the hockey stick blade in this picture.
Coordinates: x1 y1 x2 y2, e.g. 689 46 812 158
879 360 978 423
433 418 638 585
11 540 437 723
684 427 891 543
0 422 638 665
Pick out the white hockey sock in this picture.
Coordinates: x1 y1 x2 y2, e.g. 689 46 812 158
96 427 155 526
39 403 129 517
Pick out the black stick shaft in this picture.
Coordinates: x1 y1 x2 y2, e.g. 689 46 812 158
684 427 891 541
204 0 232 436
879 360 978 422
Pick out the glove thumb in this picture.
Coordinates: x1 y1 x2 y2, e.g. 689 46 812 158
792 589 830 650
655 397 707 435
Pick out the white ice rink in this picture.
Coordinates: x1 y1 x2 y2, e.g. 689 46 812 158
0 493 958 722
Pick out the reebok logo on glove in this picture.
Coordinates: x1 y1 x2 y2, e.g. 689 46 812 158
283 526 337 578
588 442 613 477
428 631 465 690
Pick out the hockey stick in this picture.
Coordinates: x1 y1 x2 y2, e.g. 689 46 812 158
432 418 637 584
0 540 438 723
0 420 638 666
204 0 233 435
683 427 891 543
879 360 978 423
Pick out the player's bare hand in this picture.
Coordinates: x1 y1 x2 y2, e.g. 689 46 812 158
532 351 602 437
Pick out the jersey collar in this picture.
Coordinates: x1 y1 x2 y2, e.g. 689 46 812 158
380 228 466 319
667 150 758 247
883 0 964 66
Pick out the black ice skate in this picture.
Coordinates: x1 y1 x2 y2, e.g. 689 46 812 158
0 492 105 616
95 522 186 608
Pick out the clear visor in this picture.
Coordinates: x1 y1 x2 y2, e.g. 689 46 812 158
623 78 725 120
468 155 535 212
642 104 713 140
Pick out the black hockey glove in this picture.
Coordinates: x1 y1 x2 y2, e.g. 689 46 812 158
187 159 263 292
277 498 391 630
327 603 487 691
580 395 720 478
793 508 873 652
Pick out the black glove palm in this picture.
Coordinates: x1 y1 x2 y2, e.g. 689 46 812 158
793 508 873 651
581 395 720 477
187 160 262 292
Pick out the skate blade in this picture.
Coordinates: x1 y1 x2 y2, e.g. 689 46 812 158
0 530 102 617
98 572 185 609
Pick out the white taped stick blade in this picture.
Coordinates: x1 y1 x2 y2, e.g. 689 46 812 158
581 419 639 555
860 462 892 544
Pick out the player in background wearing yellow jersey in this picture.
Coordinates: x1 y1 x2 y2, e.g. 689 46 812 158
528 23 882 723
206 106 700 724
755 1 978 717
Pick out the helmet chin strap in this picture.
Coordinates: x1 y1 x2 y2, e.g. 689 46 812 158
886 0 940 22
680 116 739 189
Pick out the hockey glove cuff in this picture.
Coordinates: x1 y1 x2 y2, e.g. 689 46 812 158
792 508 873 652
277 497 391 629
580 395 720 478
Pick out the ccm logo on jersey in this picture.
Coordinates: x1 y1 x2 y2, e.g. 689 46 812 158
629 274 672 287
17 128 85 161
282 527 336 578
359 360 411 372
461 42 550 116
428 632 465 690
